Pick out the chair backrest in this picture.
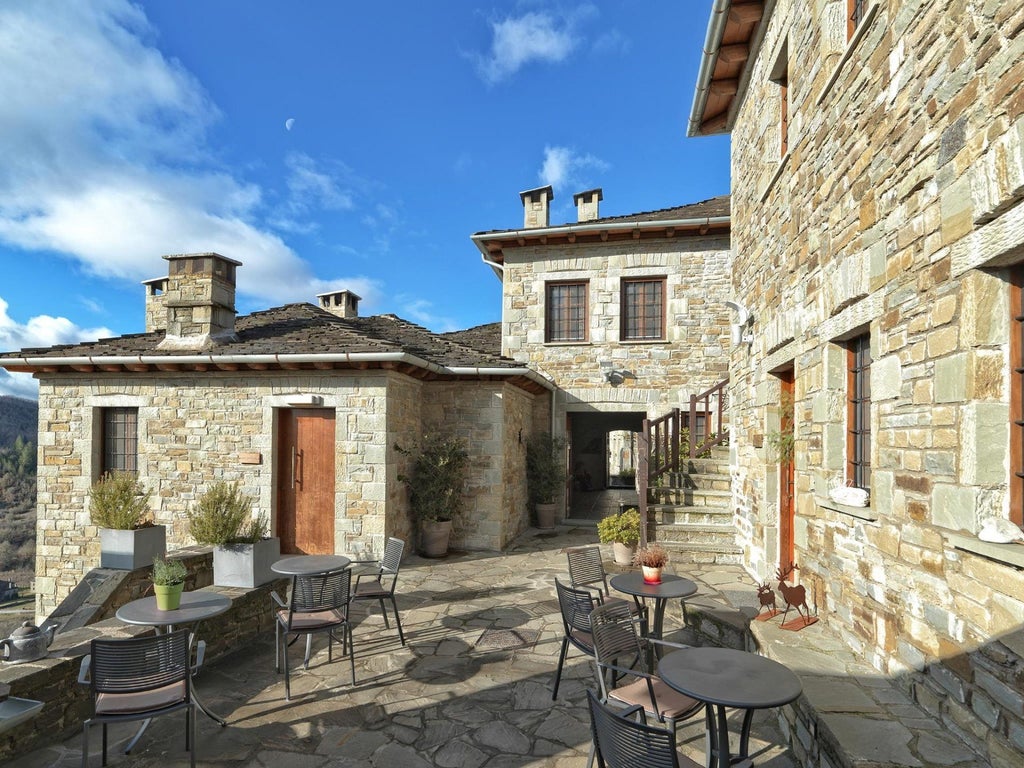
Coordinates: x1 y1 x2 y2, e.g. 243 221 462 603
290 567 352 617
555 578 597 639
590 600 647 690
587 689 678 768
380 537 405 576
566 546 610 597
89 629 191 697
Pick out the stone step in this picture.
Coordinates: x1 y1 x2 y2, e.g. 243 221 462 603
651 540 744 565
649 487 731 507
653 523 737 546
661 472 731 491
648 504 733 525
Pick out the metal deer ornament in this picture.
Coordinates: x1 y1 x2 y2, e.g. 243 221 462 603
775 563 810 624
756 581 777 616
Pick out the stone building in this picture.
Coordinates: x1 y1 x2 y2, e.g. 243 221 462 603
689 0 1024 760
472 188 732 515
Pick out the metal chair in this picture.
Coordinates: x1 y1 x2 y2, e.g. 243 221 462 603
78 629 196 768
586 689 702 768
351 537 406 645
272 567 354 700
552 578 598 700
567 545 645 622
589 601 703 755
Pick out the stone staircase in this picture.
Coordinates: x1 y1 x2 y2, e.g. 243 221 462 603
647 446 742 564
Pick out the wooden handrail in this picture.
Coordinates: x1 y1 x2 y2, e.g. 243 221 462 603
689 378 729 458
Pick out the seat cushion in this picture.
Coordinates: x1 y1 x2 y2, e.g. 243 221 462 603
609 677 702 719
279 607 347 630
354 581 388 598
95 681 187 715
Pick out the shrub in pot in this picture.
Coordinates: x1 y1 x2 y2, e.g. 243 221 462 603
152 555 187 610
187 481 280 588
597 508 641 565
397 434 469 557
89 471 165 570
525 432 568 529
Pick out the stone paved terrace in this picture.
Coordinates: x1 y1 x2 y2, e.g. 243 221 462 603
5 525 996 767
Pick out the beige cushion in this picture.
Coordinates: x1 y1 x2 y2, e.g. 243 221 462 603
354 581 388 598
609 677 702 719
96 681 186 715
279 608 346 630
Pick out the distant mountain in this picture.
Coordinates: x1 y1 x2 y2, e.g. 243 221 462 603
0 396 37 445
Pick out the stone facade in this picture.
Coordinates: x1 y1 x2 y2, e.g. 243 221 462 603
719 0 1024 760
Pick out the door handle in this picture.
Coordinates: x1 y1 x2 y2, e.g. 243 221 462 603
291 446 296 489
296 449 304 488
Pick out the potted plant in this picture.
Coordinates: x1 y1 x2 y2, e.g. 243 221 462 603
525 432 568 529
152 556 187 610
89 471 165 570
633 543 669 584
597 508 641 565
396 434 469 557
187 481 280 588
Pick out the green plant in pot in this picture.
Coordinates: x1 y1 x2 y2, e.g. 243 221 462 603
152 556 187 611
597 507 641 565
525 432 568 530
187 481 280 588
90 471 165 570
396 434 469 557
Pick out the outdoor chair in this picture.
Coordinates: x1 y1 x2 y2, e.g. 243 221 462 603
589 601 703 759
78 629 196 768
567 545 646 623
586 689 702 768
272 566 354 700
552 578 598 700
351 536 406 645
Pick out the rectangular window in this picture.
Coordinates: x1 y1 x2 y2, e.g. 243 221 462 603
848 0 867 40
545 281 588 343
102 407 138 474
846 335 871 490
1010 267 1024 527
621 278 665 341
779 73 789 157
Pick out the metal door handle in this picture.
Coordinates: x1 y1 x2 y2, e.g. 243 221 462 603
291 446 296 489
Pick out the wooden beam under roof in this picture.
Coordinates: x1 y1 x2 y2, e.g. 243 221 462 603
729 1 763 25
718 43 749 64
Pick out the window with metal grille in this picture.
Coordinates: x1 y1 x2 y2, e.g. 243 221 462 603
545 282 587 343
848 0 867 39
1010 266 1024 527
102 407 138 474
846 335 871 490
621 278 665 341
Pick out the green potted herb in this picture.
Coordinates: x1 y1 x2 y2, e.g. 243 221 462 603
396 434 469 557
525 432 568 529
152 556 187 610
187 481 279 587
597 507 641 565
89 471 165 570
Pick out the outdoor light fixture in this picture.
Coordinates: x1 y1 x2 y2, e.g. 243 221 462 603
724 300 753 346
599 361 635 385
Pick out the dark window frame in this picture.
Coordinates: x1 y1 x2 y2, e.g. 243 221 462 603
1010 266 1024 527
620 277 666 341
846 335 871 491
101 407 139 475
545 281 588 343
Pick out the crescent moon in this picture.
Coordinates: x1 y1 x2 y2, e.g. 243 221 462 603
285 118 295 131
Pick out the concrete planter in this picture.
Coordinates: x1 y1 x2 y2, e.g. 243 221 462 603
611 541 636 566
213 538 281 588
535 503 557 530
99 525 166 570
420 519 452 558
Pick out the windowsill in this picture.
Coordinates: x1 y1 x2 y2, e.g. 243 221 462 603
544 341 590 347
760 151 792 202
947 532 1024 569
816 495 878 522
620 339 666 345
816 2 880 106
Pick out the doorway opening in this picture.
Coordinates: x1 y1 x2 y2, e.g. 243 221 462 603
567 411 644 521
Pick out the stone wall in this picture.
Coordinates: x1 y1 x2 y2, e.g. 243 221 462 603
726 0 1024 760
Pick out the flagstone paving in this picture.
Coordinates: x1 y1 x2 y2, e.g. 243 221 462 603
9 526 796 767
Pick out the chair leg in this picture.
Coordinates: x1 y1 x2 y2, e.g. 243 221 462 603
101 723 107 766
378 598 390 628
347 624 356 685
81 721 89 768
283 636 291 701
389 597 406 645
552 637 569 700
274 620 281 672
189 703 196 768
304 634 313 668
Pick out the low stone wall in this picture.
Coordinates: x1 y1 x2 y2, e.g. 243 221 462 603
0 550 287 763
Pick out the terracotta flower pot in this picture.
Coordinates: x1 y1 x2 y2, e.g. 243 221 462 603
612 542 636 566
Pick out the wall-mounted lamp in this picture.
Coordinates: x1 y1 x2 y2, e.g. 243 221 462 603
724 300 753 346
599 361 636 386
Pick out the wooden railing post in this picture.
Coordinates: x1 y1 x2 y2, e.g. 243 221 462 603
638 428 649 549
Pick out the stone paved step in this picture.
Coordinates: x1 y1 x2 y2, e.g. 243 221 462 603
651 487 731 506
649 504 733 524
654 523 737 545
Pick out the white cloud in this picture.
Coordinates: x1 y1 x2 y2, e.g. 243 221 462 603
539 145 609 191
475 11 578 84
592 29 631 56
0 1 360 310
395 297 460 333
0 295 114 398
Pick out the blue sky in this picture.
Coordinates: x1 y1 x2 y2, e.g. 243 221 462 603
0 0 729 399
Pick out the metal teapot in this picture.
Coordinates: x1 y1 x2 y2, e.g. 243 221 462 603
0 620 59 664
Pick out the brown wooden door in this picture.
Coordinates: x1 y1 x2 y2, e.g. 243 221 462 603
778 371 795 571
276 408 335 555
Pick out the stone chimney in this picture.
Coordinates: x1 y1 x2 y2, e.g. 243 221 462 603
143 276 169 333
317 289 361 319
156 253 241 350
520 185 553 229
573 188 603 222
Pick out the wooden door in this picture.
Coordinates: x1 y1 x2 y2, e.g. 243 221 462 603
276 409 336 555
778 371 795 571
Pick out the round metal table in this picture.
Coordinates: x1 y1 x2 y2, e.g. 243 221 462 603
609 571 698 640
270 554 352 576
658 647 802 768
